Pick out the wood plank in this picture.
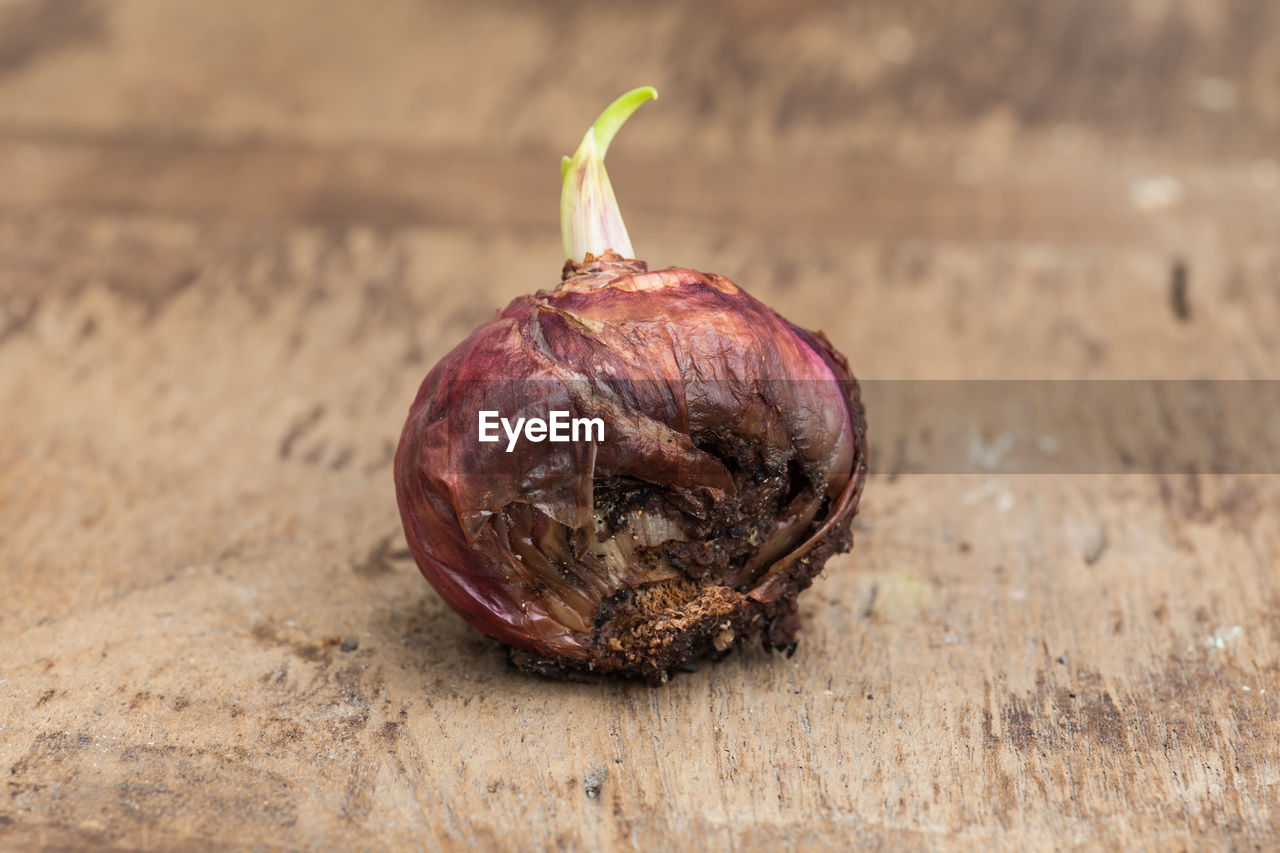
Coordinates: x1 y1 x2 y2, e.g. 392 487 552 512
2 0 1280 849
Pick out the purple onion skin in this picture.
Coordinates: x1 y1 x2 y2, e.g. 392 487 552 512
394 253 867 681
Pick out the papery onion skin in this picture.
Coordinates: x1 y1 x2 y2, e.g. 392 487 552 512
394 252 867 682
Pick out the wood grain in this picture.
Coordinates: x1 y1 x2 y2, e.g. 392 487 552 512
2 1 1279 849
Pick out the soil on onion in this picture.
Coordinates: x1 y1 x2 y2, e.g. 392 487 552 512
508 428 858 684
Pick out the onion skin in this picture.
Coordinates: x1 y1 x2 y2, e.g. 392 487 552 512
394 252 868 682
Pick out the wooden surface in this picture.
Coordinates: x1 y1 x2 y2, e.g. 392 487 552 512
3 1 1280 849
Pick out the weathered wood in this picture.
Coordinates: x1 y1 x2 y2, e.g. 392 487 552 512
2 1 1279 849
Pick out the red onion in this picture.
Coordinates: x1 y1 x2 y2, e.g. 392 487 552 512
395 88 867 681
